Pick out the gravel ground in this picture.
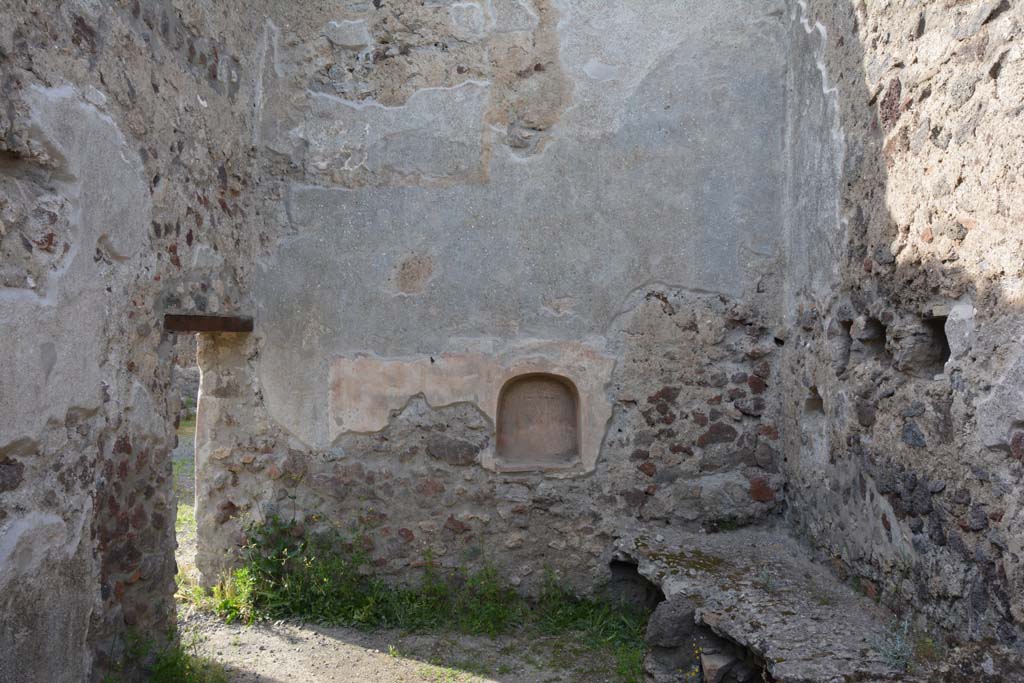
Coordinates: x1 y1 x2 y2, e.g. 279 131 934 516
179 611 622 683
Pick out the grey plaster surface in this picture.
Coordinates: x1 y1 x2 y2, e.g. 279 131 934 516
255 0 791 447
782 0 845 327
0 85 149 447
0 85 150 683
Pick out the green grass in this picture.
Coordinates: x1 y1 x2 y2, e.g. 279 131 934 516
203 516 650 682
103 629 227 683
912 630 944 664
177 496 196 539
533 579 648 681
177 416 197 439
150 639 228 683
172 453 203 607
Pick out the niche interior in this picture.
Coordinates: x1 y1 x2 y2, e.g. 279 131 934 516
495 373 581 471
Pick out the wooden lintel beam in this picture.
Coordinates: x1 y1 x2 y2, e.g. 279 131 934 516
163 314 254 333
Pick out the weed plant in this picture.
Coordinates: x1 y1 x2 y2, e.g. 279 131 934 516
871 617 913 672
103 628 227 683
205 516 650 682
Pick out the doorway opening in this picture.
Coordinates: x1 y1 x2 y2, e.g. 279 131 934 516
163 313 254 603
171 332 201 598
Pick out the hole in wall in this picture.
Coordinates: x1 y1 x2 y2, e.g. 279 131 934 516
606 559 665 611
922 315 951 376
859 317 888 356
804 386 825 415
392 252 434 295
171 333 200 595
801 386 829 465
840 320 853 337
495 373 580 471
848 316 893 368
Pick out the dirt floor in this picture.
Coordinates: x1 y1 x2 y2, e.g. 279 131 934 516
179 611 627 683
172 429 627 683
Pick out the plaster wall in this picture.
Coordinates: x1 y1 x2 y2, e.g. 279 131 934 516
193 0 795 589
252 0 791 451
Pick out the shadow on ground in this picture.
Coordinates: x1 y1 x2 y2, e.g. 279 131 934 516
181 613 632 683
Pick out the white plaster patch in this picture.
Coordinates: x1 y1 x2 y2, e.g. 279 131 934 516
449 2 487 41
583 59 618 82
976 336 1024 450
84 85 107 107
489 0 538 33
945 299 975 362
0 513 69 571
293 81 491 184
324 19 372 50
191 244 225 269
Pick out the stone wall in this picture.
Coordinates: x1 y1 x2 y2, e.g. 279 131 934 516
196 288 784 592
192 0 797 593
0 2 264 680
180 0 1024 651
780 0 1024 644
2 0 1023 681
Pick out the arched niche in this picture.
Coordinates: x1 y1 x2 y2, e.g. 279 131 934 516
495 373 581 471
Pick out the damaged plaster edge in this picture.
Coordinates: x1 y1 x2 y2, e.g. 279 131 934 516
0 509 90 578
486 122 565 165
0 506 96 674
0 85 87 307
326 340 616 475
796 0 848 200
482 0 540 33
26 82 149 266
328 393 497 441
304 79 492 113
496 0 573 158
2 81 149 447
604 280 740 336
252 19 283 147
798 0 847 207
795 1 840 100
